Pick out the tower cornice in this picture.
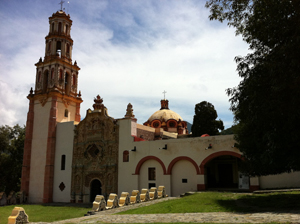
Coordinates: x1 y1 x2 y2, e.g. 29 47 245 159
49 11 72 24
28 91 83 104
45 34 73 44
35 58 80 70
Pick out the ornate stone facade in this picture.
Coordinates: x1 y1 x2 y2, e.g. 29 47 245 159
71 96 119 202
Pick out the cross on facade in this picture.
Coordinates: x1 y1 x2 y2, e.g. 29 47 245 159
163 90 167 100
59 0 65 11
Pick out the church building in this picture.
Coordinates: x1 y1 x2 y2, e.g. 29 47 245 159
21 9 300 204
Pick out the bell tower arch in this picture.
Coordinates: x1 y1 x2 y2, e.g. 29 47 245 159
21 8 83 203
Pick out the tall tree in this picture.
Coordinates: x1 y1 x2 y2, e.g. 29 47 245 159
191 101 224 137
0 125 25 193
206 0 300 175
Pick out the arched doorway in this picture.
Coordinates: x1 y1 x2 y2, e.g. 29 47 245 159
90 179 102 202
205 155 240 189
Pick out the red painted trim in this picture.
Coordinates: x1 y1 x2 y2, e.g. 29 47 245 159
197 184 206 191
199 151 242 174
150 119 162 128
21 97 35 196
166 119 178 128
135 156 167 175
167 156 200 175
43 96 58 203
133 136 145 142
75 102 81 122
250 185 260 192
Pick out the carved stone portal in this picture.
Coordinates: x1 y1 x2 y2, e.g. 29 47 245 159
71 96 119 203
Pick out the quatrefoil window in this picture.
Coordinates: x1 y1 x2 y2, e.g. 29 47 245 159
88 144 100 158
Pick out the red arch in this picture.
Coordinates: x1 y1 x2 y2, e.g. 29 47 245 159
167 156 200 175
199 151 242 174
135 156 167 175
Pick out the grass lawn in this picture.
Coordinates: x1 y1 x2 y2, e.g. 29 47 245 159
0 204 89 223
117 191 300 214
0 191 299 223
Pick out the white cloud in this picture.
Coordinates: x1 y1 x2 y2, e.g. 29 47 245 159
0 0 249 129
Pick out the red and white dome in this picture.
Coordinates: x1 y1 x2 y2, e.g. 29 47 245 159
143 99 188 135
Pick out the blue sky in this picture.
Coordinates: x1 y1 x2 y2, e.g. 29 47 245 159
0 0 249 129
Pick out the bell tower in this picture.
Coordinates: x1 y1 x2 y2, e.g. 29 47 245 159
21 8 83 203
35 10 80 100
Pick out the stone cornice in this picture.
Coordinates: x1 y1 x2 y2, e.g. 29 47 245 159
35 59 80 70
28 91 83 104
45 34 73 44
49 11 72 24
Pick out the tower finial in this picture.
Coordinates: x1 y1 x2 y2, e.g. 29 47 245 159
162 90 167 100
93 95 104 110
125 103 135 118
59 0 65 11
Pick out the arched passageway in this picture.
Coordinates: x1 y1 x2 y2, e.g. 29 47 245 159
90 179 102 202
205 155 241 189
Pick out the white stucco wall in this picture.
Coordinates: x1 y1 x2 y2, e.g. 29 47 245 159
259 171 300 189
118 119 300 196
171 160 197 196
57 100 77 123
138 159 166 190
53 121 75 202
118 118 239 197
29 99 51 203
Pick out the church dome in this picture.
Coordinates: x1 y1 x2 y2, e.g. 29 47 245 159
148 109 183 122
143 99 188 135
147 99 183 123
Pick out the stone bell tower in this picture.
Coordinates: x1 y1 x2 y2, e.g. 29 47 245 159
21 8 83 203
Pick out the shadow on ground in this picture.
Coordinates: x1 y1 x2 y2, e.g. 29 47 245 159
216 193 300 213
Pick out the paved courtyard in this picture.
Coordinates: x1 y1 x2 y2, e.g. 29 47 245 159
32 197 300 224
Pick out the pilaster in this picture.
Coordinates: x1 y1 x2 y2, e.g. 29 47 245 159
43 96 58 203
21 93 35 196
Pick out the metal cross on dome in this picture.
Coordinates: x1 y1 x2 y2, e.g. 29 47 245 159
163 90 167 100
59 0 65 11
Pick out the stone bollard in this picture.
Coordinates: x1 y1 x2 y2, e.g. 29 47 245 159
119 192 130 206
91 195 106 212
157 186 166 198
149 187 158 200
140 188 149 202
8 207 29 224
130 190 141 204
106 193 119 209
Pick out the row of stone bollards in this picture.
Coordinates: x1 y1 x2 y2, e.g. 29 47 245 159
6 187 167 222
85 186 167 216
